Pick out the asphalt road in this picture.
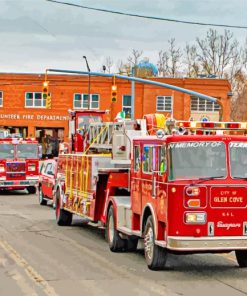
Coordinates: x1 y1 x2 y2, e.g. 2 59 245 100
0 191 247 296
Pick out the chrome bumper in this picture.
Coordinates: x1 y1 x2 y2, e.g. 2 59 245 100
0 180 38 187
166 236 247 251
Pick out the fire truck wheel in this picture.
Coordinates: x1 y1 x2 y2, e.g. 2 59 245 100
106 206 125 252
144 216 167 270
27 186 36 194
56 191 72 226
235 250 247 267
39 188 47 205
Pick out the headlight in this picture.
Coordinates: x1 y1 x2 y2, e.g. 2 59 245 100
185 212 206 224
28 164 36 171
186 186 200 196
0 165 5 173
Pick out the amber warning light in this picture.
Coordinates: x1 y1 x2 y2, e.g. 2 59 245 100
111 85 117 102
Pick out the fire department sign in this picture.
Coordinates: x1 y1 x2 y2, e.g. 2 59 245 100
0 113 69 121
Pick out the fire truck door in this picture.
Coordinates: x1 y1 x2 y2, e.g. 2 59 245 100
141 145 158 213
42 162 54 198
131 145 142 214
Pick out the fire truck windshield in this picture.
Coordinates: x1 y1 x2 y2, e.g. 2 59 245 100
229 142 247 178
169 141 226 180
16 144 38 159
0 144 14 159
78 116 102 129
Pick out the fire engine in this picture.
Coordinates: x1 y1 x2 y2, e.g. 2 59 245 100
0 131 41 194
54 111 247 270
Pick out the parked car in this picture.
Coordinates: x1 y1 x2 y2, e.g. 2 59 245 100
38 158 57 207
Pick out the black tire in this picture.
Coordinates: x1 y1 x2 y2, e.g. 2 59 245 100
126 236 138 252
235 250 247 267
144 216 167 270
106 206 125 252
39 188 47 206
27 186 36 194
56 190 72 226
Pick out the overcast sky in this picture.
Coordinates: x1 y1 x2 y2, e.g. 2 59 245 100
1 0 247 73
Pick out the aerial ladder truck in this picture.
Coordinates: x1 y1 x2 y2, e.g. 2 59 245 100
55 110 247 270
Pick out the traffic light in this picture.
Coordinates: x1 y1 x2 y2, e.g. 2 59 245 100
111 84 117 102
46 94 52 109
42 81 49 101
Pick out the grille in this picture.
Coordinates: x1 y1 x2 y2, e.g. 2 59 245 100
6 162 25 173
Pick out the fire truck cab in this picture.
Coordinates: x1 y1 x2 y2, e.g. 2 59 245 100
0 132 41 193
55 113 247 270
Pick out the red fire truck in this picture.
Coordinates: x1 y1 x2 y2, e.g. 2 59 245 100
0 131 41 194
54 111 247 270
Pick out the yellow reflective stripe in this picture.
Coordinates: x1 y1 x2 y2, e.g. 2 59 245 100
80 155 84 197
85 156 89 199
65 155 69 194
69 155 73 199
75 156 79 198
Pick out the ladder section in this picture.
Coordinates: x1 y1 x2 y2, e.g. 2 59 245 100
87 120 147 153
88 122 114 150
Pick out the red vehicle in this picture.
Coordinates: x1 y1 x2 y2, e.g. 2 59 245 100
54 112 247 270
39 158 57 206
0 132 40 194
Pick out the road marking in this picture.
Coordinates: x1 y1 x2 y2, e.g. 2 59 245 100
7 269 38 296
0 240 58 296
56 234 175 296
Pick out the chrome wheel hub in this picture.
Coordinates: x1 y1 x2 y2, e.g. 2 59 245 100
108 214 114 244
144 226 154 260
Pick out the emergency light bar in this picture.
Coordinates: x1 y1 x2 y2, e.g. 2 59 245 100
176 121 247 130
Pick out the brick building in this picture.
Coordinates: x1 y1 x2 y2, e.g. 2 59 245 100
0 73 231 154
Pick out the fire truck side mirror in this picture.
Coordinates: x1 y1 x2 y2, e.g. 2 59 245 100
156 129 165 139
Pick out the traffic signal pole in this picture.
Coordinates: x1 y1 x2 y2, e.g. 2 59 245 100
46 68 222 120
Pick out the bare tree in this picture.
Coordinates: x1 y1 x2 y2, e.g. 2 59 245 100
184 44 200 77
195 29 240 79
104 56 113 73
116 49 143 76
157 50 169 77
127 49 143 68
157 38 182 77
183 29 247 120
116 60 131 75
169 38 182 77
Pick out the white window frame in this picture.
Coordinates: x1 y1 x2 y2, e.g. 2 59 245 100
190 96 220 112
25 92 47 108
122 94 132 118
73 93 99 110
156 96 173 112
0 91 3 107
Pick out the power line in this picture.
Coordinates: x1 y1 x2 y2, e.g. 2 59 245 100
46 0 247 29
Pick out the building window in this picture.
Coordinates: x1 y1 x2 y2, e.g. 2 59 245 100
190 96 220 112
74 94 99 109
122 95 132 118
156 96 172 112
0 91 2 107
25 92 46 108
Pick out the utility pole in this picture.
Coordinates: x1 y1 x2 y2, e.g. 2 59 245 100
83 56 91 109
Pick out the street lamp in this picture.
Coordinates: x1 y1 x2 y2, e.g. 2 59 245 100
83 56 91 109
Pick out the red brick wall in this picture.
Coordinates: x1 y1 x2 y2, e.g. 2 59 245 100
0 73 231 141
